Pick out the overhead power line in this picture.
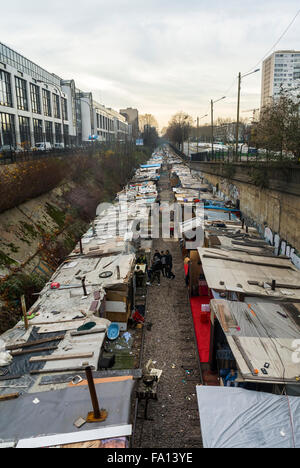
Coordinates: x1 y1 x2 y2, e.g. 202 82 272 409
245 8 300 73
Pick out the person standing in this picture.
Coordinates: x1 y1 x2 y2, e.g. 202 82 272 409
165 250 175 280
148 258 161 286
153 250 161 261
161 251 167 277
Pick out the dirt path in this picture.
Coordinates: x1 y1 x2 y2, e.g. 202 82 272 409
134 166 203 448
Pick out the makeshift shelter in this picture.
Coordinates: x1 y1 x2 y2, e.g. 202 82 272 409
209 299 300 388
198 247 300 301
0 377 134 448
196 386 300 448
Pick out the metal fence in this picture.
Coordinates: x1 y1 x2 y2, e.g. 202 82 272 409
0 140 142 166
190 149 300 164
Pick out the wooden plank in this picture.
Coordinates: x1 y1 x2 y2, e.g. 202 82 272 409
217 303 229 332
203 254 293 269
11 346 58 357
0 393 20 401
37 321 85 334
248 280 300 289
39 369 142 386
232 336 256 375
0 375 22 382
21 295 28 330
70 328 106 337
6 335 64 351
29 352 94 363
30 366 95 375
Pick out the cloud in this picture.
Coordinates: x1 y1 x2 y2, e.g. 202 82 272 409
1 0 300 127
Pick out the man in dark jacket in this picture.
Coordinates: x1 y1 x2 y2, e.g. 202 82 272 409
148 257 161 286
165 250 175 280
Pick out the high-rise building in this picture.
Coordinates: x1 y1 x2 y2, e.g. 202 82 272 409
261 50 300 108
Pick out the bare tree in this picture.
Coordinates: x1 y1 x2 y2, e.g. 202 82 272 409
165 112 193 151
139 114 159 132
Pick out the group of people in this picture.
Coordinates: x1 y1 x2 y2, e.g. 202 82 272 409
147 250 175 286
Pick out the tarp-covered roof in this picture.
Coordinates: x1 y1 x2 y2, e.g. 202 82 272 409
197 386 300 448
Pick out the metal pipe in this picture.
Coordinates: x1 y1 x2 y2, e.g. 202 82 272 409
85 366 101 419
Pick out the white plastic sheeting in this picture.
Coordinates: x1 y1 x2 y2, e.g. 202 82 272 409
197 386 300 448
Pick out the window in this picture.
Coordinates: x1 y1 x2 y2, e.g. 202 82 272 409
62 97 68 121
0 70 12 107
42 89 51 117
33 118 43 143
30 83 41 114
63 124 69 146
0 112 15 146
55 122 62 142
18 116 31 149
53 93 60 119
15 76 28 111
45 120 53 143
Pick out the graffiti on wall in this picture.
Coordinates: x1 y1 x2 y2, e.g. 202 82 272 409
265 228 300 270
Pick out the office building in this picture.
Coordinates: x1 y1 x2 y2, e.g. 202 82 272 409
0 42 132 149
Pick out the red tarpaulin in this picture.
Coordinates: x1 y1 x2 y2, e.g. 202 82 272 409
190 296 211 363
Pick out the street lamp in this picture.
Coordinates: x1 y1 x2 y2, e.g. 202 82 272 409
235 69 260 159
182 114 189 154
211 97 226 157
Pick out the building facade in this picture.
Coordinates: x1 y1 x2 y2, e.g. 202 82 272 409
0 42 73 149
0 42 133 150
120 107 139 140
261 50 300 108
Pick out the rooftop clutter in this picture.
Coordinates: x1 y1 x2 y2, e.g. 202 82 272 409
0 146 169 448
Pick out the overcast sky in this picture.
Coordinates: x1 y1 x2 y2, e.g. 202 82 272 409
1 0 300 128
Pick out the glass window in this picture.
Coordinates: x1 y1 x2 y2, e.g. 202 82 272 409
30 83 41 114
42 89 51 117
62 97 68 121
0 112 15 147
53 93 61 119
55 122 62 142
45 120 53 143
33 118 43 143
15 76 28 111
0 70 12 107
18 115 31 149
63 124 69 146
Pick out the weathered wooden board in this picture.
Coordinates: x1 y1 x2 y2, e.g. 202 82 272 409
6 335 64 351
29 352 94 363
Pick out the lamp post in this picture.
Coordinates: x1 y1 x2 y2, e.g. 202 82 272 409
181 114 189 154
211 97 226 157
235 69 260 159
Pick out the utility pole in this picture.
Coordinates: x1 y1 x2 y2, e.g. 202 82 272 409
235 72 241 160
235 69 260 161
197 116 199 153
211 99 214 158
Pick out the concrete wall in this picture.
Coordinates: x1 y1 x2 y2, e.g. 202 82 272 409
191 161 300 266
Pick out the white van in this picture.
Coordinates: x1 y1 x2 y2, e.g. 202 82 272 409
35 142 52 151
